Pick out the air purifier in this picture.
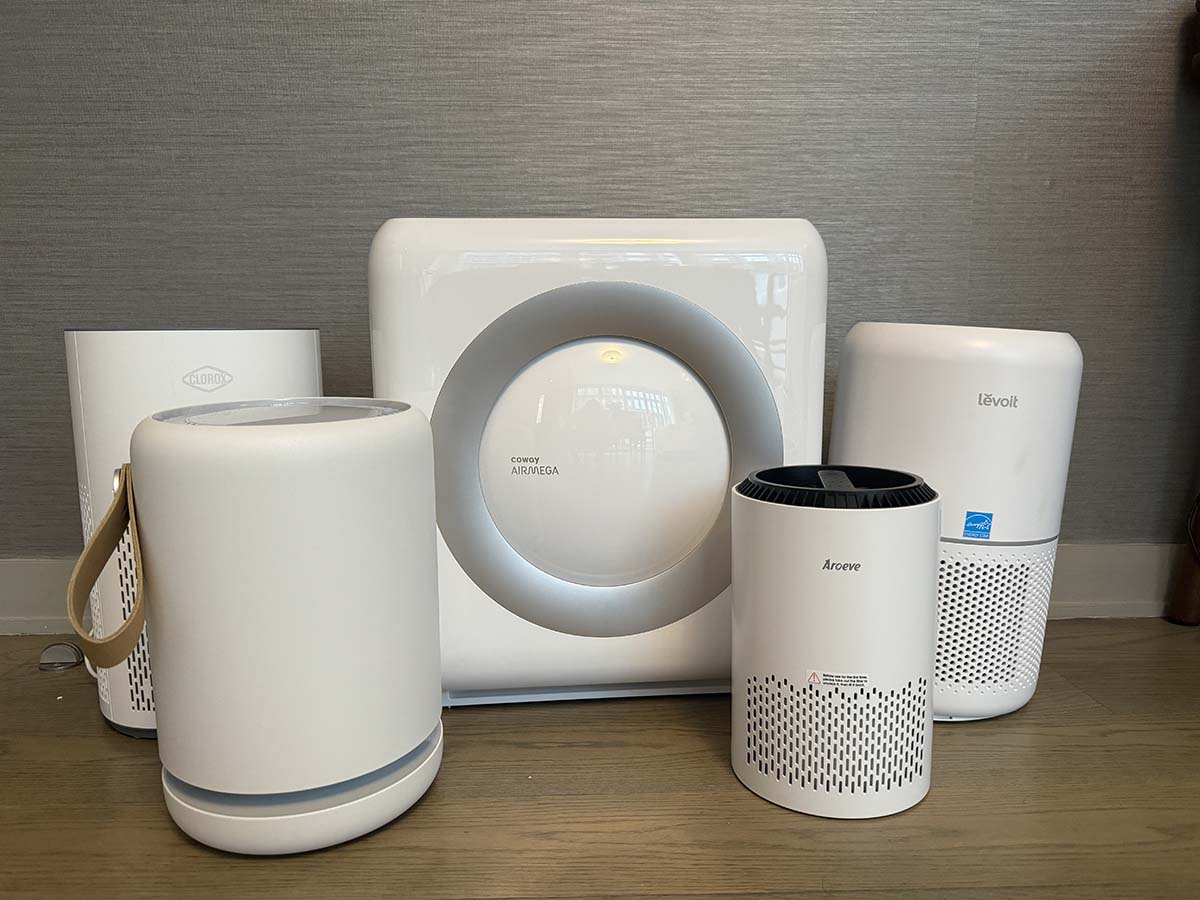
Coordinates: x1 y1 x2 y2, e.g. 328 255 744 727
65 329 322 735
731 465 940 819
828 323 1083 721
124 398 442 855
369 217 828 705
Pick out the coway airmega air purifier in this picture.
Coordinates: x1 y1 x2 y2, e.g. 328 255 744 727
369 218 827 705
732 465 940 819
65 329 323 736
829 323 1083 721
128 398 442 855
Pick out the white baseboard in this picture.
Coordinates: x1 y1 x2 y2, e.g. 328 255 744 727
0 545 1180 635
1048 543 1179 618
1 558 77 634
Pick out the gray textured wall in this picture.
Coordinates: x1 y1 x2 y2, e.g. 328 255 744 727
3 1 1199 555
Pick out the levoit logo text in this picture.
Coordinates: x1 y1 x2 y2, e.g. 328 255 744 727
182 365 234 393
978 392 1019 409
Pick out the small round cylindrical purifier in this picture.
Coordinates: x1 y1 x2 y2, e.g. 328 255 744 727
130 398 442 855
829 323 1083 721
732 466 940 819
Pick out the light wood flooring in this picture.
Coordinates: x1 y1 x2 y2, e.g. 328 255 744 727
1 619 1198 899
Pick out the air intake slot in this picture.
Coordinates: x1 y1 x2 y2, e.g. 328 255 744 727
78 483 110 705
936 541 1057 695
116 530 155 713
745 675 928 794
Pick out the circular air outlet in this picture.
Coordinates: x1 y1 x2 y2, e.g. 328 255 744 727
479 337 730 587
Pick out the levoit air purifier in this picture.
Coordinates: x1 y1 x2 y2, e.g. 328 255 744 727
124 398 442 855
731 465 940 818
65 329 323 736
828 323 1083 721
369 218 827 705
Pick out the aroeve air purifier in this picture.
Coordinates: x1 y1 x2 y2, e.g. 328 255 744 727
65 329 323 736
731 465 940 819
129 398 442 855
369 218 827 705
828 323 1083 721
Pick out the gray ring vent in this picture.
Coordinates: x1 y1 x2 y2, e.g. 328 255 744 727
431 281 783 637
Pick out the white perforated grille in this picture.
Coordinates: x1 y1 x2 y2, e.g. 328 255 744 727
78 483 109 705
115 531 155 713
936 541 1057 697
745 675 928 794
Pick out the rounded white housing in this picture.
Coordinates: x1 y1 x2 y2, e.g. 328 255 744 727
828 323 1083 721
65 329 323 736
732 465 940 819
130 398 442 855
369 217 829 704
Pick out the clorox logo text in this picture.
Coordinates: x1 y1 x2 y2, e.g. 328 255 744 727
182 365 234 393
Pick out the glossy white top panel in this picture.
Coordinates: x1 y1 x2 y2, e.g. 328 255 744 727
157 397 408 427
372 217 825 250
842 322 1082 370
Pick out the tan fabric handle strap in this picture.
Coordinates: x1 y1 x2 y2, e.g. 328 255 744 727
67 463 146 668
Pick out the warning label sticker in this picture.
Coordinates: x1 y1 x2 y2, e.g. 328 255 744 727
805 670 870 689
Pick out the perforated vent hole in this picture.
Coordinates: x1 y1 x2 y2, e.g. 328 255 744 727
116 531 154 713
936 543 1056 696
78 483 109 706
745 676 928 794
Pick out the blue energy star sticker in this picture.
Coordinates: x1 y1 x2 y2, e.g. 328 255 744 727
963 511 994 540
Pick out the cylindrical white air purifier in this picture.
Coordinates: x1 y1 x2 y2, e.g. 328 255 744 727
65 329 323 736
828 323 1083 721
731 465 940 819
127 398 442 855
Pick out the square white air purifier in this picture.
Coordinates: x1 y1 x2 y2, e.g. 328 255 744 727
369 218 827 705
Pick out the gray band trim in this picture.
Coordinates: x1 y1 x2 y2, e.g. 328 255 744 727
941 534 1059 547
431 281 783 638
162 723 443 817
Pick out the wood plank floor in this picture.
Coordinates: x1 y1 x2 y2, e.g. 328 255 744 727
1 619 1198 900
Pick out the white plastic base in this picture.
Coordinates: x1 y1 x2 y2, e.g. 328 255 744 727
733 764 931 820
934 688 1034 722
162 722 443 855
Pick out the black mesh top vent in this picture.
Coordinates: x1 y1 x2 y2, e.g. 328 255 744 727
736 465 937 510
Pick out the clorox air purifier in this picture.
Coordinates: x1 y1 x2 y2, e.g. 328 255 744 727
65 330 322 736
829 323 1083 721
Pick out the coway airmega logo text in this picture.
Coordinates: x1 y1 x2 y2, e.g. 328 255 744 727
510 456 559 476
182 365 234 393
